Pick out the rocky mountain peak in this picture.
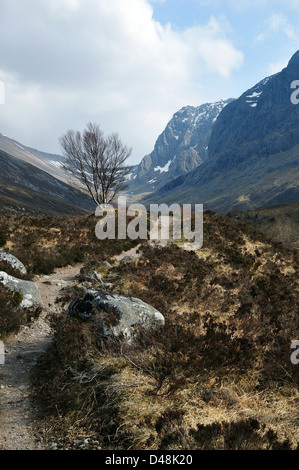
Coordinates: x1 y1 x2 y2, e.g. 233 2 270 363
287 50 299 68
127 98 234 195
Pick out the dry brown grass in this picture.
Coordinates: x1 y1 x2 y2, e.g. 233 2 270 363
5 210 297 450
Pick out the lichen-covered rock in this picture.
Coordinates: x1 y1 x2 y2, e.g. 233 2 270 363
0 253 27 275
68 289 165 340
0 271 43 317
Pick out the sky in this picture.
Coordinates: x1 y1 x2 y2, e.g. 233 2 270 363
0 0 298 164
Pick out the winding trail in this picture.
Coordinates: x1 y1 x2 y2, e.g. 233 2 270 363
0 263 83 450
0 243 148 450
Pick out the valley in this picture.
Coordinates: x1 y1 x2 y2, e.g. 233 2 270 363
0 48 298 453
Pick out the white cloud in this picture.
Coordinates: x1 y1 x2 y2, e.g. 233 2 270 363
0 0 243 163
198 0 299 10
183 16 243 79
255 13 297 43
267 58 289 75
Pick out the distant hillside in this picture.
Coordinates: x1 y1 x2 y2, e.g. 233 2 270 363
127 99 234 195
0 133 67 184
0 149 94 216
227 201 299 249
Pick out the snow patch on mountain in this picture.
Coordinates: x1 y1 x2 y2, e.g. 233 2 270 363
154 159 172 173
244 74 277 108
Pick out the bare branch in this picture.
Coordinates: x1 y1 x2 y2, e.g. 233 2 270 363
59 123 132 205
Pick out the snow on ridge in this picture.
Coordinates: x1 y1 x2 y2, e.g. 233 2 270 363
49 160 63 168
262 76 272 86
245 75 275 109
174 99 232 128
15 143 24 150
154 159 172 174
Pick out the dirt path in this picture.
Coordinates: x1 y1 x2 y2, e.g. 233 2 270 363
0 243 149 450
0 263 83 450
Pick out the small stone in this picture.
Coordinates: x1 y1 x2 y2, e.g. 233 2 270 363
120 255 135 265
103 261 112 268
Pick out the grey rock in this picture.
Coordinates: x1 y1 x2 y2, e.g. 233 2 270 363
68 289 165 340
101 283 114 290
120 255 135 265
78 281 96 289
0 252 27 275
17 350 46 360
103 261 113 268
88 271 103 283
0 271 43 317
50 279 67 285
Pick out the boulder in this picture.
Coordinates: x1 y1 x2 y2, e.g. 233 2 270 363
120 255 135 265
68 289 165 340
0 252 27 275
0 271 43 317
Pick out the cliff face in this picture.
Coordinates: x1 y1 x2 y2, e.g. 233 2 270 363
128 99 234 195
208 50 299 171
146 51 299 213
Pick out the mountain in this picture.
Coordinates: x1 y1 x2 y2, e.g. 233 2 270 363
145 51 299 213
0 149 94 216
0 133 67 184
127 99 234 196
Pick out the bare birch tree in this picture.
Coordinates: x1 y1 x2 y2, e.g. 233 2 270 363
60 122 132 205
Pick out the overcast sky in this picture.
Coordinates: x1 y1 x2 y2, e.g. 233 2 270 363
0 0 298 164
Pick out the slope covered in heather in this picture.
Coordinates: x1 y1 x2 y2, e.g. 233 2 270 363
7 211 295 450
